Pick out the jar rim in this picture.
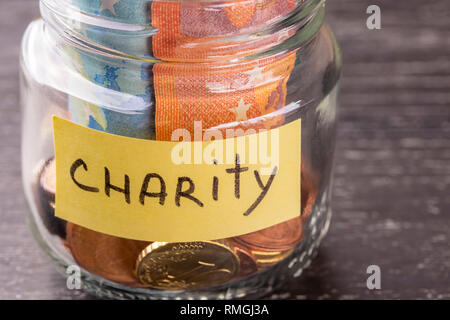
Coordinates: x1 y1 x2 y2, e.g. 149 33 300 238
40 0 325 63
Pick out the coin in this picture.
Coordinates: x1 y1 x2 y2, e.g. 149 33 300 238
67 223 150 286
231 167 317 251
35 158 66 238
136 241 240 290
300 166 318 222
232 216 303 251
232 246 258 279
252 248 295 268
40 158 56 195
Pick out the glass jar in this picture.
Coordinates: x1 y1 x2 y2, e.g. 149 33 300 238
20 0 341 299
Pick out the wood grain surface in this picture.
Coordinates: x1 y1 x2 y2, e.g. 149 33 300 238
0 0 449 299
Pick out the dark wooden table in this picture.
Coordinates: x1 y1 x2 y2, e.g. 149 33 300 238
1 0 449 299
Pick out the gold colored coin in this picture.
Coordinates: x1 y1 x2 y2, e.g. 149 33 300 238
136 241 240 290
252 248 294 268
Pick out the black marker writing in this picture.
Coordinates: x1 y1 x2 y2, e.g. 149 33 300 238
226 154 249 199
140 173 167 206
105 167 130 204
243 166 278 216
175 177 204 208
70 158 99 193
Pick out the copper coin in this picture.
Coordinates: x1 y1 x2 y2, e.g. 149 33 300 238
232 165 318 251
36 158 66 238
232 216 303 251
232 246 258 279
228 238 295 269
300 167 318 221
252 248 295 268
301 187 316 222
67 223 150 286
40 158 56 195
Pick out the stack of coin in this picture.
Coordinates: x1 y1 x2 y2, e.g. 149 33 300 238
35 158 66 238
230 165 318 269
230 217 302 269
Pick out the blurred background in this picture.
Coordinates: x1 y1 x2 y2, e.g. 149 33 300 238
0 0 449 299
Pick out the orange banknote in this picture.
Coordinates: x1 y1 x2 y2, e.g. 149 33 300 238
152 0 298 140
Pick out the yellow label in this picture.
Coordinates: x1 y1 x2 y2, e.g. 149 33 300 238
53 117 301 242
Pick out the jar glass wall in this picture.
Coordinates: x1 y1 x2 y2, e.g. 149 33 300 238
20 0 341 299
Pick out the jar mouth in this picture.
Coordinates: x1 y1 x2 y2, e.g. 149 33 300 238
41 0 325 63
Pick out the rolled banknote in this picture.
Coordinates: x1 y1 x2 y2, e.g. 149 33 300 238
68 0 154 139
